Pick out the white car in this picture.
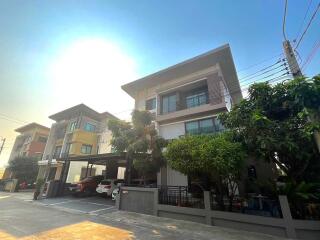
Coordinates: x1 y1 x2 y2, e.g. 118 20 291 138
112 187 120 201
96 179 124 197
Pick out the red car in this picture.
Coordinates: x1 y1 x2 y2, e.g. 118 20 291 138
69 175 104 196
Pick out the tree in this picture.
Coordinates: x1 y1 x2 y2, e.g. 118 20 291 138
165 133 246 210
8 156 39 184
219 76 320 183
108 110 167 184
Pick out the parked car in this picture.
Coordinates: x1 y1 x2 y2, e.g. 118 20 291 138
96 179 124 197
69 175 104 197
111 187 120 201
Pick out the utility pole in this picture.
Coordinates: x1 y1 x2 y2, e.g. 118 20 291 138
283 40 320 153
0 138 6 156
283 40 302 77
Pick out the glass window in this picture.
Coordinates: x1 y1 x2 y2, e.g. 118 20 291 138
185 118 215 135
186 91 208 108
162 93 176 114
84 122 96 132
69 121 77 132
54 146 62 157
146 98 156 111
199 119 214 133
38 136 47 143
185 121 199 135
81 144 92 154
214 118 225 132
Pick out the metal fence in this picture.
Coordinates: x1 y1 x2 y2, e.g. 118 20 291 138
158 186 205 209
210 192 282 218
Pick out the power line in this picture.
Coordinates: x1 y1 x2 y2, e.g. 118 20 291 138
239 59 283 80
295 2 320 49
0 113 28 125
237 53 283 73
283 0 288 40
294 0 314 44
301 39 320 70
239 62 287 84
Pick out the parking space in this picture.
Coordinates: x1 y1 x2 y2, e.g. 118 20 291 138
36 195 116 215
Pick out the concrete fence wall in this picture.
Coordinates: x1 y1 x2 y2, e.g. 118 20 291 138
117 187 320 240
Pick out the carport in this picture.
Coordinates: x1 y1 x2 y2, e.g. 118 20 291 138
53 152 130 197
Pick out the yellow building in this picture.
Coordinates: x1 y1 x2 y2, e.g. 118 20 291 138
38 104 117 183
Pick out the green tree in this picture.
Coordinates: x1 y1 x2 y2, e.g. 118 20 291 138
165 133 246 210
8 156 39 184
108 110 167 184
219 76 320 183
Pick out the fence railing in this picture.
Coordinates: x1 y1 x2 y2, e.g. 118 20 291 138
210 192 282 218
158 186 205 209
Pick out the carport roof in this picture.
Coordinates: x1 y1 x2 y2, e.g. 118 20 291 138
59 152 127 165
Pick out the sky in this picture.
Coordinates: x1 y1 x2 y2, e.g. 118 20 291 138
0 0 319 167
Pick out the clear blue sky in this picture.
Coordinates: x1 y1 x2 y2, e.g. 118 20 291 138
0 0 319 166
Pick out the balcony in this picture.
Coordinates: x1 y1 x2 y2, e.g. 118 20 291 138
156 81 227 123
156 100 226 123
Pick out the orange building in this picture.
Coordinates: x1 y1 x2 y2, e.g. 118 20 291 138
3 123 50 179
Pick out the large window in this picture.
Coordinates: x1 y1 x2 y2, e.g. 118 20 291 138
38 136 47 143
81 144 92 154
53 146 62 158
162 93 177 114
146 98 156 111
185 118 224 135
186 90 208 108
69 121 77 132
84 122 96 132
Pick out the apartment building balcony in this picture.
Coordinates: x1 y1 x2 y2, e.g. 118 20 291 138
155 79 228 123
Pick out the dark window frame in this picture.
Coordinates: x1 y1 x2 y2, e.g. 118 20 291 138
146 98 156 111
81 144 92 154
185 87 209 109
161 92 177 114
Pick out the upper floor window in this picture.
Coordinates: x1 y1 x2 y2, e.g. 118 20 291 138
185 118 224 135
162 93 176 114
146 98 156 111
81 144 92 154
186 90 208 109
38 136 47 143
69 121 77 132
84 122 96 132
53 146 62 158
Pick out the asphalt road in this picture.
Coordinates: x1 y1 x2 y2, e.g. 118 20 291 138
0 192 288 240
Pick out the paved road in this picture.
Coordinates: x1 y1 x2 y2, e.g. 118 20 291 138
0 192 288 240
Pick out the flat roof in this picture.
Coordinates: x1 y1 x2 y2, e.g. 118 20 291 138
49 103 118 122
121 44 242 103
15 122 50 133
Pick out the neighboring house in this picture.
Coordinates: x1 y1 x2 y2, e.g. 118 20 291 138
3 123 50 179
37 104 118 183
122 44 244 186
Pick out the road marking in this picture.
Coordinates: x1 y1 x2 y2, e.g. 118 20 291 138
49 199 81 205
82 201 112 207
89 206 115 213
0 195 10 199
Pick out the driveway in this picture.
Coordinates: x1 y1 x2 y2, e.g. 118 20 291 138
0 191 288 240
35 195 116 215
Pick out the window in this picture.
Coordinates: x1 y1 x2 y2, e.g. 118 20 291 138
185 118 215 135
186 90 208 108
84 122 96 132
214 118 225 132
146 98 156 111
162 93 176 114
81 144 92 154
54 146 62 158
69 121 77 132
38 136 47 143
